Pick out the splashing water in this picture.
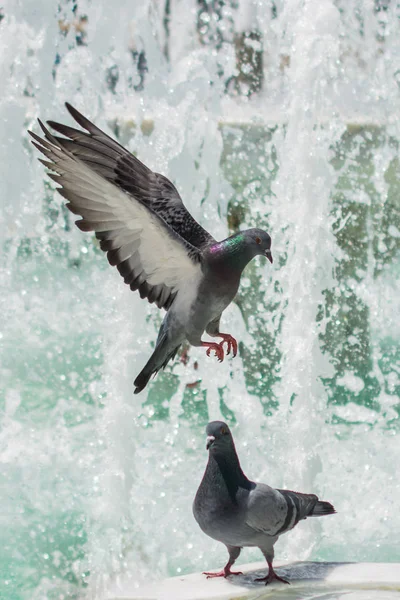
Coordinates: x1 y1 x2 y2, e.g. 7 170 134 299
0 0 399 598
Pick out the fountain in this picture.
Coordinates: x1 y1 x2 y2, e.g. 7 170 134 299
0 1 399 599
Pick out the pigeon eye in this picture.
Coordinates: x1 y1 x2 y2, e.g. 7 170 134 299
220 427 227 435
255 236 261 245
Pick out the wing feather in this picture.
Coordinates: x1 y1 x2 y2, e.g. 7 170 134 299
245 483 290 537
29 121 203 309
246 484 320 538
44 103 215 250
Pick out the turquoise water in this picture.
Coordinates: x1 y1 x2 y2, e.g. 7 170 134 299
1 1 400 599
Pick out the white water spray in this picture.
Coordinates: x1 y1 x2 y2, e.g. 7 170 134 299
0 1 399 599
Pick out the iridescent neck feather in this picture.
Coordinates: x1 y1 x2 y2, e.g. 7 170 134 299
207 233 256 274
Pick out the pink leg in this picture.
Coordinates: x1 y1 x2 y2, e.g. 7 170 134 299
217 333 238 357
255 560 290 585
180 346 189 365
203 546 242 579
201 341 224 362
203 564 243 579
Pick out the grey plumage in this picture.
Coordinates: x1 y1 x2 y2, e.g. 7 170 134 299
29 104 273 393
193 421 335 585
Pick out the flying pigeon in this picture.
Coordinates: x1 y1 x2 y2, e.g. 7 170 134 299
28 104 273 393
193 421 335 585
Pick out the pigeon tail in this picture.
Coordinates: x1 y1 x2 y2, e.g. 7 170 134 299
310 500 336 516
133 369 153 395
134 334 181 394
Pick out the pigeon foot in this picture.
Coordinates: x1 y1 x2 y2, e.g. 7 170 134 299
255 559 290 585
255 569 290 585
202 342 224 362
203 569 243 579
218 333 238 357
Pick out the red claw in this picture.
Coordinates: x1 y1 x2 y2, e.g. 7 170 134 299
218 334 238 357
255 562 290 585
203 569 243 579
201 342 224 362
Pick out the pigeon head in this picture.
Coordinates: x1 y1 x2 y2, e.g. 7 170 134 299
206 228 273 276
204 421 251 492
243 228 273 263
205 420 233 451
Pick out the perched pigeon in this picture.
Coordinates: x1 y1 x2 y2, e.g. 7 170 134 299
29 104 273 393
193 421 335 585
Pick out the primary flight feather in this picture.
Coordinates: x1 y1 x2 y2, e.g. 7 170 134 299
29 104 273 393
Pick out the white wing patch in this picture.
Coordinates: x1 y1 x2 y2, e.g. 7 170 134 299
33 131 203 300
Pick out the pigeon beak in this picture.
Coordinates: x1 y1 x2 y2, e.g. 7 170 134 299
265 250 273 264
206 435 215 450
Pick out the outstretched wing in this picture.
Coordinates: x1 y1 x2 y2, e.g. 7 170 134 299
245 484 318 537
29 121 203 310
46 103 214 250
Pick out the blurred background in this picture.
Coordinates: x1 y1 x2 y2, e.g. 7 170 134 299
0 0 399 598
